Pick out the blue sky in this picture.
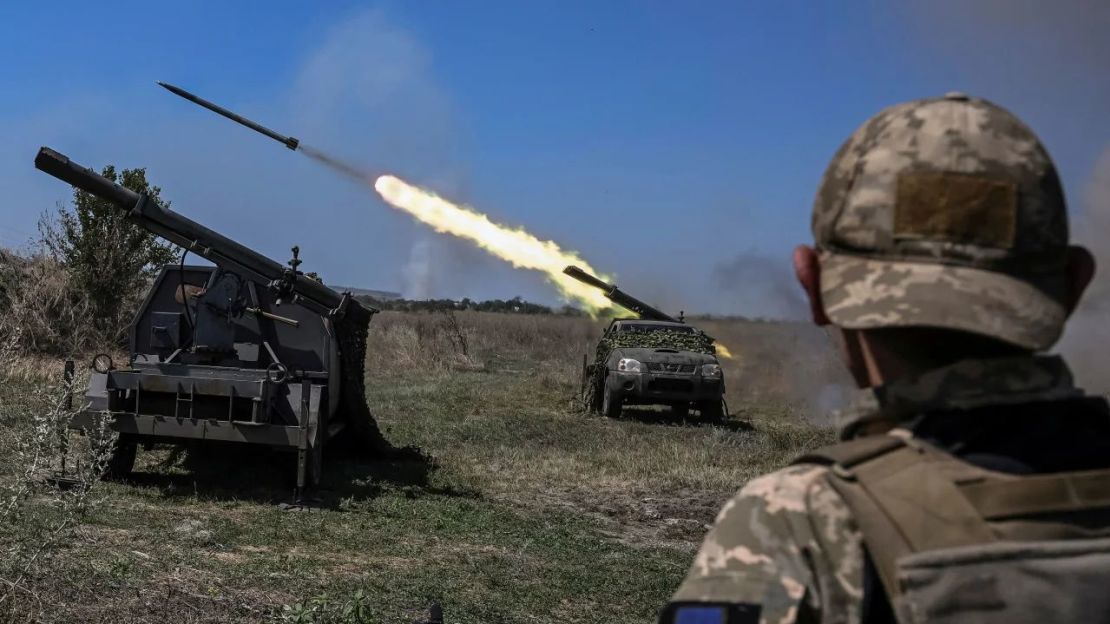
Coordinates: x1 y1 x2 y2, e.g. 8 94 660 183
1 1 1106 318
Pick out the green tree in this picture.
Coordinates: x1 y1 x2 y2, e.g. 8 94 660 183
38 166 178 343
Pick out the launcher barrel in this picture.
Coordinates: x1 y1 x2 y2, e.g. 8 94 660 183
563 265 679 322
35 147 352 316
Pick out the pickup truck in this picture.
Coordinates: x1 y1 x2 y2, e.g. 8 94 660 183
583 319 725 420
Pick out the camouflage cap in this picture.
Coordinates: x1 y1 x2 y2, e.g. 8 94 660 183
813 93 1070 350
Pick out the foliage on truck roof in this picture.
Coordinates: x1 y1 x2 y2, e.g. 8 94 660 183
605 326 715 355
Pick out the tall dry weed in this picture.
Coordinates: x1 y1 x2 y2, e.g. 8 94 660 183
0 248 146 358
0 339 119 617
0 320 19 373
0 253 102 356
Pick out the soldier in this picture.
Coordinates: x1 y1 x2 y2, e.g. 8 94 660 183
660 93 1110 623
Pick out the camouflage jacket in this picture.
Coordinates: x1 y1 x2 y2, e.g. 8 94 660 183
668 355 1082 624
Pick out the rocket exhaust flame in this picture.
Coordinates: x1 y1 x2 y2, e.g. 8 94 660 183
373 175 613 313
300 141 614 313
371 173 735 356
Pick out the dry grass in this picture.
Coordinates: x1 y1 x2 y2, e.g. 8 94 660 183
368 310 852 420
0 252 129 356
367 310 596 375
365 312 840 552
0 309 841 623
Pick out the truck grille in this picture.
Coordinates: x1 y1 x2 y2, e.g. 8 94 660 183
646 362 696 374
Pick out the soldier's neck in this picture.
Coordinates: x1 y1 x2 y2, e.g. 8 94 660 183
852 328 1031 388
857 334 918 387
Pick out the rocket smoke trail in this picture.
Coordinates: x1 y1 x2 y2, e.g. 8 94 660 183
155 82 615 312
156 80 736 353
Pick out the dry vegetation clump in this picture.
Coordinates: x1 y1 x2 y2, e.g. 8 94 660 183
0 251 132 357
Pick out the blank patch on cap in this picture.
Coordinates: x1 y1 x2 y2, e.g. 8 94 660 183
894 171 1017 249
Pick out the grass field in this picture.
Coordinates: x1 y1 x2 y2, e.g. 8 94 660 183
0 311 842 623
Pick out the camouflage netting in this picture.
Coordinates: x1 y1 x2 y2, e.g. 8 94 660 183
332 302 401 456
334 302 434 462
583 329 716 410
334 303 376 448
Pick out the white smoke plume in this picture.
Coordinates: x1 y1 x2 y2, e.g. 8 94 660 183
289 9 464 297
401 239 435 300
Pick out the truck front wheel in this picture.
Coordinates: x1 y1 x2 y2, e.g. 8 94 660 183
602 386 623 418
698 400 725 422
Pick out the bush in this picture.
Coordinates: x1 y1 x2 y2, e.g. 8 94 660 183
36 165 178 347
0 164 178 355
0 353 119 614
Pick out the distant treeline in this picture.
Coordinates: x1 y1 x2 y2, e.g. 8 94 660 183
353 295 587 316
349 294 800 323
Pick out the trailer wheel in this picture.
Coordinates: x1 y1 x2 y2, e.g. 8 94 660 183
103 435 137 480
601 385 623 418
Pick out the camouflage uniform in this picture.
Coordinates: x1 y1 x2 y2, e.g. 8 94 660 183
670 355 1081 623
666 94 1105 622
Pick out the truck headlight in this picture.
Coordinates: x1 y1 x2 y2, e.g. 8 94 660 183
617 358 642 373
701 363 722 377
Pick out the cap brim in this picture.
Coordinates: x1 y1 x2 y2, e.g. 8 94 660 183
819 252 1067 350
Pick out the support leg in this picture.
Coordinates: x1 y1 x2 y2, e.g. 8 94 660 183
294 378 311 502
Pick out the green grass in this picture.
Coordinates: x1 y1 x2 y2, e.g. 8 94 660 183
0 313 837 623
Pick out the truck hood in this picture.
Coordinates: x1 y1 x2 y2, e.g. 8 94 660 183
609 347 718 367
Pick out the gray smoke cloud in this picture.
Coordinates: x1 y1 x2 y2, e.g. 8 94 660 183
288 9 470 297
711 250 806 320
291 8 456 162
908 0 1110 111
1058 148 1110 391
900 2 1110 389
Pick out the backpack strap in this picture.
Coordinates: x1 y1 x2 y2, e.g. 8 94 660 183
793 433 906 469
796 434 996 602
959 468 1110 520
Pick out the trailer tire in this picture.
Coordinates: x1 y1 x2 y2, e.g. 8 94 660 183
103 435 137 480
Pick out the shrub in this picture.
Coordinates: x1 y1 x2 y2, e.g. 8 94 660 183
0 353 118 614
36 165 178 347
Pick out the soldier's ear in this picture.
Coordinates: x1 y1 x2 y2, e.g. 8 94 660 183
1064 245 1096 316
793 245 831 326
